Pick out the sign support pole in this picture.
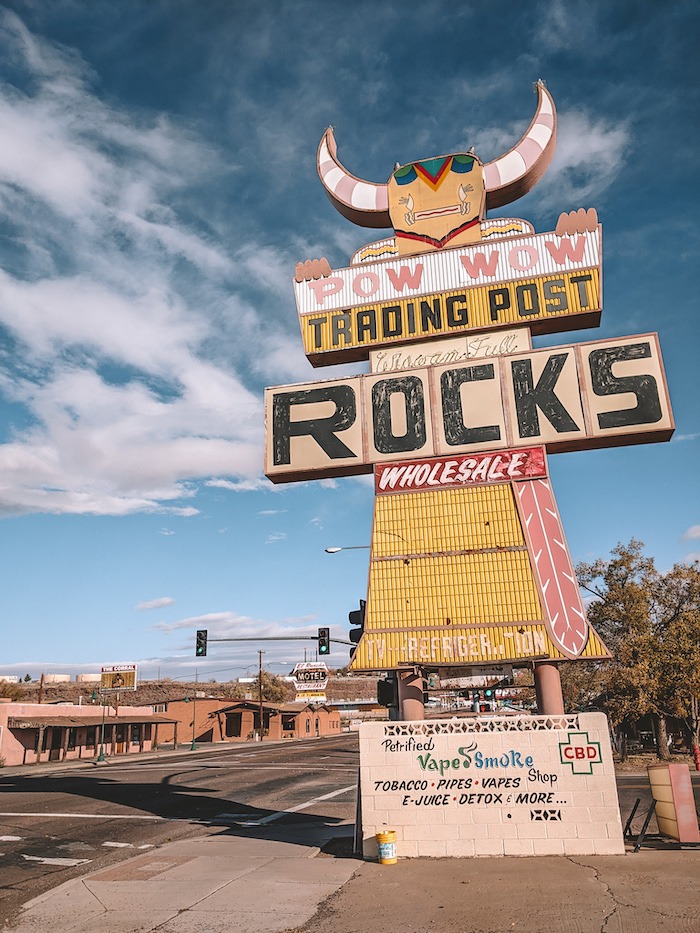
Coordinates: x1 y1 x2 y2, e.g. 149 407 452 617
534 661 564 714
398 667 425 721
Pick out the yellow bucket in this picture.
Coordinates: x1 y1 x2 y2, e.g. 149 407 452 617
376 829 397 864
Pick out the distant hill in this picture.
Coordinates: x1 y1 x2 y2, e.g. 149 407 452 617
13 673 381 707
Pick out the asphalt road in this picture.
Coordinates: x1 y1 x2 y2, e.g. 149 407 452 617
0 734 359 924
1 736 698 927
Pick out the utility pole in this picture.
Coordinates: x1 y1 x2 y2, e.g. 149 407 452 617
191 668 198 751
97 689 107 762
258 650 264 742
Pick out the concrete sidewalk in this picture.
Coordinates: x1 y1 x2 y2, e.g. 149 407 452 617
8 826 700 933
8 827 359 933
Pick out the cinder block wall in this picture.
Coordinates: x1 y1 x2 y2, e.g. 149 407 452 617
359 712 624 858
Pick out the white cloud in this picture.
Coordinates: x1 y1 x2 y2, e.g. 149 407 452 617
206 478 271 493
539 110 630 209
0 13 272 517
266 531 287 544
473 105 629 216
534 0 603 54
153 610 317 638
682 526 700 541
135 597 176 611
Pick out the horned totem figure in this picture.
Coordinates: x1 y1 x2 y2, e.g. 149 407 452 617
295 81 596 282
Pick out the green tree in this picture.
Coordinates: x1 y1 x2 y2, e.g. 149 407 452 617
23 674 32 682
577 540 700 763
255 670 289 703
0 680 23 700
654 561 700 758
558 660 607 713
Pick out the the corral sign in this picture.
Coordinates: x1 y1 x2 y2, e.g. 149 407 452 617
100 664 137 692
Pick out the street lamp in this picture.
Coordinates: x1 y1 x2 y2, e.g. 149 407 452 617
325 532 406 554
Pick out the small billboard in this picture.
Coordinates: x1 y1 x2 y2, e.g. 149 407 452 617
100 664 138 692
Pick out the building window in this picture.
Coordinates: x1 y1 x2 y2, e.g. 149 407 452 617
67 728 77 750
225 713 242 738
305 718 310 734
86 727 96 748
131 724 141 745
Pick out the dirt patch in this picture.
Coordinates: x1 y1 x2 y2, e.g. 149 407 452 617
614 752 696 772
318 836 361 859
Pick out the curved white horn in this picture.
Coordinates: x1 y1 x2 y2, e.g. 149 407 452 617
484 81 557 210
317 128 391 229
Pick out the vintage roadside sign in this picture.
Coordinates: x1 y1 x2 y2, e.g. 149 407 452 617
295 227 602 366
263 82 673 672
100 664 137 691
265 333 672 483
292 662 329 693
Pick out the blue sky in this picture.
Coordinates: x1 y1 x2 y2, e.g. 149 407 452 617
0 0 697 682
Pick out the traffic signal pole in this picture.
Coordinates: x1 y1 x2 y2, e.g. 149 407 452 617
258 650 264 742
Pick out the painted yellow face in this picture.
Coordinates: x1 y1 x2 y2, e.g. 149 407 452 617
388 154 486 257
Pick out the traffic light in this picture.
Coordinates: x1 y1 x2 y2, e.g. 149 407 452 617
348 599 366 658
195 629 208 657
377 675 398 708
318 626 330 655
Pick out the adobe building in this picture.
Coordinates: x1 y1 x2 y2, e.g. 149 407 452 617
153 697 341 745
214 701 341 741
0 699 176 766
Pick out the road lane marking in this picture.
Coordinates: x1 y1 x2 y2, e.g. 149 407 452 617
0 811 262 825
212 812 262 821
0 812 174 821
22 854 93 867
101 763 356 774
240 784 357 826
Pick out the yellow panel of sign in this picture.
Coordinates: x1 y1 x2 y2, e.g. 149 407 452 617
350 622 611 669
349 482 610 671
373 483 525 555
300 269 600 364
